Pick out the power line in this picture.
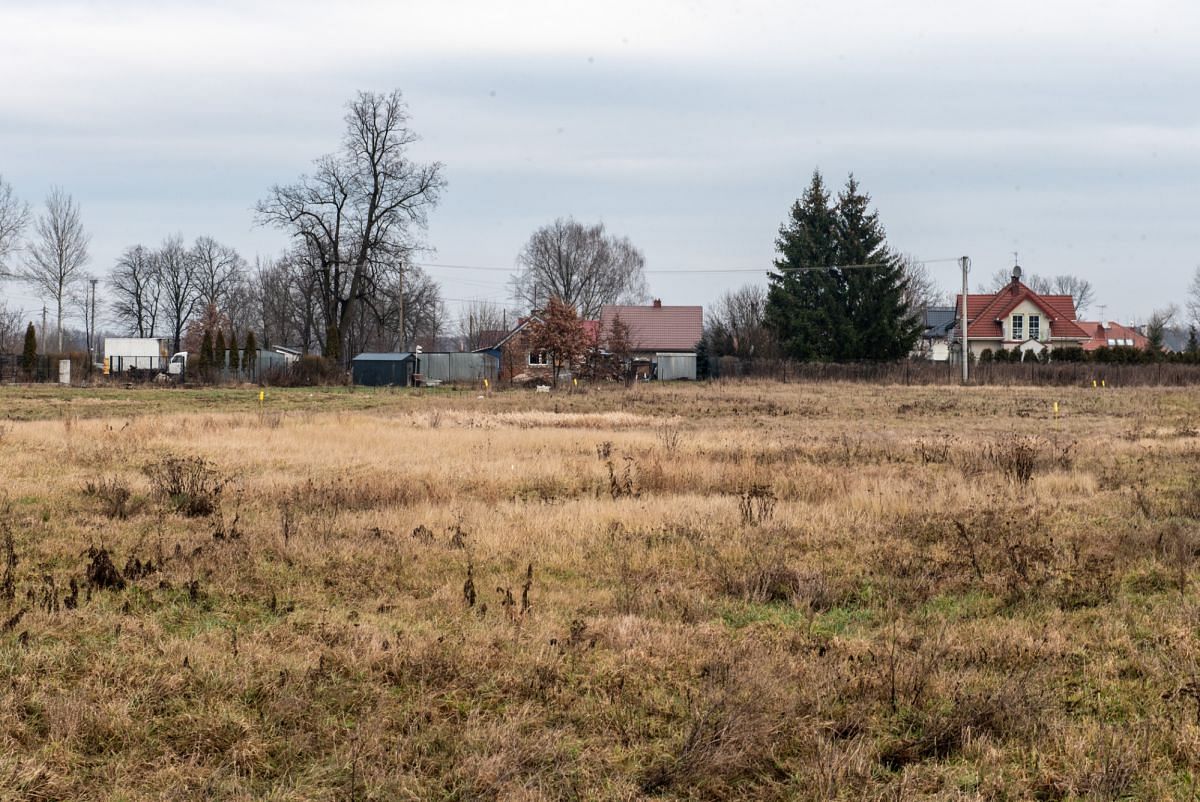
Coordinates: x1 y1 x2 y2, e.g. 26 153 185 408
653 263 885 274
414 260 911 275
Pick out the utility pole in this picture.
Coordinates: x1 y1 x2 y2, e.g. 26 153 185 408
397 264 405 352
960 256 971 384
89 277 98 375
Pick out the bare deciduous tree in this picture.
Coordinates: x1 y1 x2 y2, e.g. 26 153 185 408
705 284 775 359
256 89 445 364
0 302 23 353
0 175 29 278
190 236 247 315
980 268 1094 314
510 217 649 319
256 252 322 352
1187 266 1200 330
346 260 444 353
458 300 508 351
156 234 199 353
1032 275 1094 315
1145 305 1178 351
899 254 946 313
21 187 90 350
109 245 162 337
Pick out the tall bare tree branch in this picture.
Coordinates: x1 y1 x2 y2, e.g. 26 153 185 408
1187 266 1200 331
0 175 29 278
706 284 776 359
190 236 247 315
510 218 648 319
109 244 162 337
20 187 90 350
156 234 198 353
256 89 445 363
458 300 508 351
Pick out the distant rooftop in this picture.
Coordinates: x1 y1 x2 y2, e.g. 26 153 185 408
351 352 415 361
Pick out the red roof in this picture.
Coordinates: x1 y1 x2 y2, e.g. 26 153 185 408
599 304 703 352
580 320 600 344
953 280 1089 340
1077 321 1149 351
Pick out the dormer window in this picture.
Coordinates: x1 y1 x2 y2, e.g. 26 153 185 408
1028 315 1041 341
1012 314 1024 340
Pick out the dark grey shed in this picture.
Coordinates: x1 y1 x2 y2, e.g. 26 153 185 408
351 352 416 386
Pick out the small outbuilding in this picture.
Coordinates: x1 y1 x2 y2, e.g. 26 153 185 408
351 352 416 387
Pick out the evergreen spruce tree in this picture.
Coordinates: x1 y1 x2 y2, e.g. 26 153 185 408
199 329 214 378
228 330 240 374
765 171 842 360
214 330 227 375
765 170 921 361
243 331 258 380
833 176 921 360
694 336 710 380
21 322 37 379
1187 326 1198 355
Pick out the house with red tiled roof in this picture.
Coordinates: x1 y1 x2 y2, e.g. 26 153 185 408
953 266 1091 359
1077 321 1149 351
599 300 704 379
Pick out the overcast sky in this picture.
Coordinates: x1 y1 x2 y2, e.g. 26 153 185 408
2 0 1197 329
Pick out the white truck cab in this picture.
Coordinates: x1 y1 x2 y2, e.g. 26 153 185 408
167 352 188 376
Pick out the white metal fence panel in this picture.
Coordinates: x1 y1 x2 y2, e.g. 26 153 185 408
655 353 696 380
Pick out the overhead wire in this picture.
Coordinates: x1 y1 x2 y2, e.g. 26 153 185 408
411 259 952 275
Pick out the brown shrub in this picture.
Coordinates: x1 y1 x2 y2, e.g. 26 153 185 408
144 455 224 517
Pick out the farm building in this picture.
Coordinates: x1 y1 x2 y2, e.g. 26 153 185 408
599 300 703 380
351 353 417 386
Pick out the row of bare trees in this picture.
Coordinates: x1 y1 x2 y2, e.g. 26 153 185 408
3 91 654 366
107 235 251 352
253 249 445 357
0 182 90 351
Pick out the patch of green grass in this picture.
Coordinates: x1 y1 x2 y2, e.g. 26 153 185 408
720 601 808 629
918 591 997 622
811 604 876 636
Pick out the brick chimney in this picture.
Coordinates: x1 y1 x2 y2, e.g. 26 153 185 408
652 299 662 308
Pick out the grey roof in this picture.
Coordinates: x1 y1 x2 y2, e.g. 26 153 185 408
922 307 957 337
351 352 415 362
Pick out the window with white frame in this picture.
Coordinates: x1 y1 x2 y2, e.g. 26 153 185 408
1011 314 1024 340
528 351 549 366
1028 314 1041 341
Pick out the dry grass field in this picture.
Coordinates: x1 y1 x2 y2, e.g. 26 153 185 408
2 380 1200 800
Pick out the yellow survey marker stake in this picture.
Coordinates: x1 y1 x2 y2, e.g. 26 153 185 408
1053 401 1059 419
